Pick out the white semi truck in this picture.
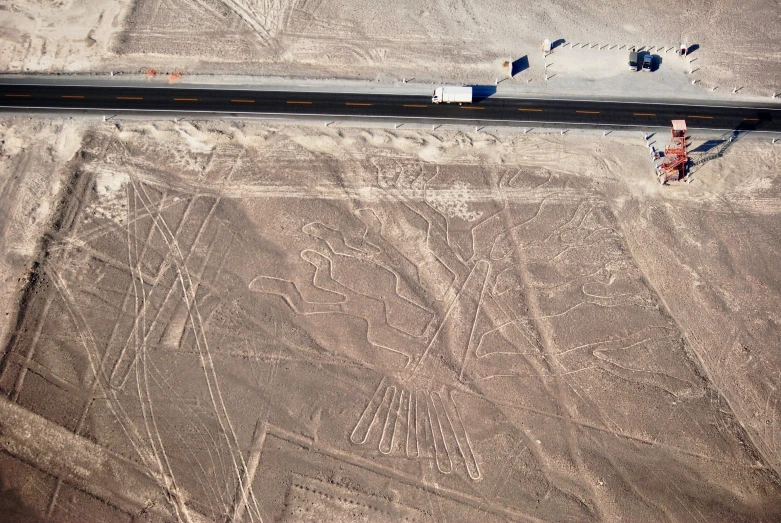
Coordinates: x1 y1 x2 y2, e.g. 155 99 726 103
432 86 473 104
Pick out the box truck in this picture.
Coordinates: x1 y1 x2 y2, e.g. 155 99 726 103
432 86 473 104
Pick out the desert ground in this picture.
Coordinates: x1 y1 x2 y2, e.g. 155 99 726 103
1 115 781 521
1 1 781 521
1 0 780 98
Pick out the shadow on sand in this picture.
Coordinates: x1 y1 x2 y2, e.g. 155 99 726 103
467 85 497 102
511 56 529 76
689 121 762 174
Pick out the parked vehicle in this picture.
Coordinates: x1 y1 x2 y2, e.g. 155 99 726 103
432 86 473 104
629 51 638 71
642 54 653 71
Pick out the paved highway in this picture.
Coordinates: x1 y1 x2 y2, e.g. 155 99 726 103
1 82 779 132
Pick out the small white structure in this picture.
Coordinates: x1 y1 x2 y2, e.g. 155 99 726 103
542 39 552 55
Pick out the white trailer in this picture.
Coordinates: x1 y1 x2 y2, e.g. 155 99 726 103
432 86 473 104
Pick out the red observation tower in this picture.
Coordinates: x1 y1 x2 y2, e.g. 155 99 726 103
660 120 688 183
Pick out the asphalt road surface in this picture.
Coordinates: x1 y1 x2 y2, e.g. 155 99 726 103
1 82 779 132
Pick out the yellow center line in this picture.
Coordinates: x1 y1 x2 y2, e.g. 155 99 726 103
231 99 255 103
287 101 312 105
460 106 484 110
689 115 713 119
117 96 142 100
404 104 428 108
576 110 600 114
4 94 30 97
174 98 197 101
518 108 543 112
634 112 656 116
743 117 759 121
346 102 371 106
62 95 84 99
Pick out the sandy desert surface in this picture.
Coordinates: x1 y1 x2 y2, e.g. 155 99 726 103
1 115 781 521
1 0 780 98
2 1 781 521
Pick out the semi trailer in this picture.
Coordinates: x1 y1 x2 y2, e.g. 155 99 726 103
432 86 473 104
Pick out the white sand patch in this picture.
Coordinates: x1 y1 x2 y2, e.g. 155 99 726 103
175 123 216 154
290 133 343 156
53 124 85 162
417 142 448 163
0 133 24 157
94 170 129 197
228 126 276 148
89 169 129 224
426 181 483 222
